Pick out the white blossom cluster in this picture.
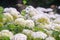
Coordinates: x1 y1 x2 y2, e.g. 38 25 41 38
0 5 60 40
0 30 13 39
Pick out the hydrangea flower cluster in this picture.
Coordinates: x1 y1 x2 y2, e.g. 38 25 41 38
0 6 60 40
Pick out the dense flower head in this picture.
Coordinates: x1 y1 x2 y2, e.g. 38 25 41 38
25 6 40 17
15 18 26 26
11 33 27 40
45 36 55 40
0 5 60 40
25 20 35 28
31 31 47 39
22 29 33 35
3 13 14 22
0 30 13 39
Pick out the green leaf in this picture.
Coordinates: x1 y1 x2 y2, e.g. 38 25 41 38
0 36 10 40
33 27 45 32
0 6 4 14
21 10 26 16
0 14 4 22
52 30 60 40
23 0 27 4
7 24 16 30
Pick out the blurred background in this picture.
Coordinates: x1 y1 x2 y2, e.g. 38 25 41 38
0 0 60 8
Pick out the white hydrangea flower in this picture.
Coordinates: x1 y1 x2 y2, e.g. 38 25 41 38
44 23 55 30
49 12 55 15
25 20 35 28
54 24 60 31
32 14 44 20
15 18 26 26
59 35 60 37
54 18 60 24
46 8 53 12
10 11 20 18
1 30 13 39
58 6 60 9
45 36 55 40
11 33 27 40
17 15 23 18
29 10 38 17
22 29 33 35
4 7 20 19
9 7 18 12
4 8 10 13
44 13 50 17
44 29 53 35
36 7 47 12
31 31 47 39
4 7 17 13
35 15 50 24
25 6 39 17
3 13 14 21
55 14 60 18
48 12 56 20
25 6 35 13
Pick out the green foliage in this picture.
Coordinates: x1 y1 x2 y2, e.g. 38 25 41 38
33 27 45 32
0 36 10 40
21 10 26 16
0 7 4 24
0 14 4 22
13 25 24 34
52 30 60 40
23 0 27 5
0 6 4 14
6 23 24 34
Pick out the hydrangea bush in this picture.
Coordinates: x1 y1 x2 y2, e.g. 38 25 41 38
0 6 60 40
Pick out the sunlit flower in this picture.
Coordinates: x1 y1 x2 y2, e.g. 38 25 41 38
3 13 13 21
45 36 55 40
11 33 27 40
54 24 60 31
4 8 10 13
58 6 60 9
25 20 35 28
1 30 13 39
4 7 17 13
25 6 39 17
44 23 55 30
45 29 53 35
36 15 50 24
36 7 47 12
17 15 23 18
46 8 53 12
54 17 60 24
10 11 20 19
31 31 47 39
22 29 33 35
15 18 26 26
